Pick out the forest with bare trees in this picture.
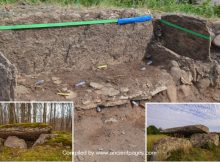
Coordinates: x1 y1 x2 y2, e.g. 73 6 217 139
0 102 73 132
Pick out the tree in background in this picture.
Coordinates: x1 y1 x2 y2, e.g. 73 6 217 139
147 125 161 135
0 102 73 132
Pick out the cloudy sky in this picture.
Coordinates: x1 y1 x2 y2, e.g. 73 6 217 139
147 104 220 132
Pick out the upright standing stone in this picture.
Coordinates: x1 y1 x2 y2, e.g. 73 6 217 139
0 52 16 101
159 14 211 61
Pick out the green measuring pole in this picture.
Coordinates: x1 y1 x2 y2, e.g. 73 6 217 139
160 19 212 41
0 19 118 30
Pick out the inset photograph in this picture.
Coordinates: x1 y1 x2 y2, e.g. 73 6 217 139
75 104 145 162
0 102 73 161
146 103 220 161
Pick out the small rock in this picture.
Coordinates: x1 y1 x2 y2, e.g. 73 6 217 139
33 134 57 147
61 87 68 92
180 71 193 85
179 85 192 97
82 100 91 105
104 118 118 124
121 131 126 135
120 87 129 93
89 82 104 90
167 85 177 102
198 78 210 90
52 77 62 85
4 136 27 149
150 85 167 96
169 60 179 68
96 87 120 97
140 67 146 71
212 34 220 48
212 90 220 101
65 91 77 99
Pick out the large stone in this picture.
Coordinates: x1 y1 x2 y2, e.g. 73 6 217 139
0 52 16 101
159 14 211 61
190 133 219 147
161 124 209 136
4 136 27 149
0 125 52 141
212 34 220 48
152 137 192 161
33 134 58 147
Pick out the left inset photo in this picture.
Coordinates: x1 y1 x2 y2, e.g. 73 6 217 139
0 102 73 161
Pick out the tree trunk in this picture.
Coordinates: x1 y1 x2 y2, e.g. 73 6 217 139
20 103 26 123
43 103 47 123
8 103 15 124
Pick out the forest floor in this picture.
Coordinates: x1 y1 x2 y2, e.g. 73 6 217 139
0 131 72 161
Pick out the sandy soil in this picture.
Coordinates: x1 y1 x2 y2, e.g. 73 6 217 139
74 105 145 162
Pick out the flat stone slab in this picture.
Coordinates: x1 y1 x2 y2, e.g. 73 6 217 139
161 124 209 136
0 124 52 141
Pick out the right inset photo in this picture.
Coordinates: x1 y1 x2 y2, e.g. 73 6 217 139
146 103 220 161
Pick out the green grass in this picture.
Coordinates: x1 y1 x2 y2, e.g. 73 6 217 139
46 131 72 147
168 145 220 161
0 131 72 161
147 134 220 161
0 123 51 128
145 0 220 18
0 145 72 161
0 0 219 18
0 0 146 7
147 134 168 151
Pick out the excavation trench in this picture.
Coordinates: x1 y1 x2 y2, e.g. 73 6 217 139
0 6 220 162
0 7 220 108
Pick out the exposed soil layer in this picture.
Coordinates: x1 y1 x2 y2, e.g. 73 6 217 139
0 5 220 162
74 105 145 162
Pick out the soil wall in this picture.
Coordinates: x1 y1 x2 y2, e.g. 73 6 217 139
0 7 153 74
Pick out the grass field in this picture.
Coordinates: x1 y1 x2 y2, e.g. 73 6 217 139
147 134 220 161
168 145 220 161
147 134 168 151
0 0 219 18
